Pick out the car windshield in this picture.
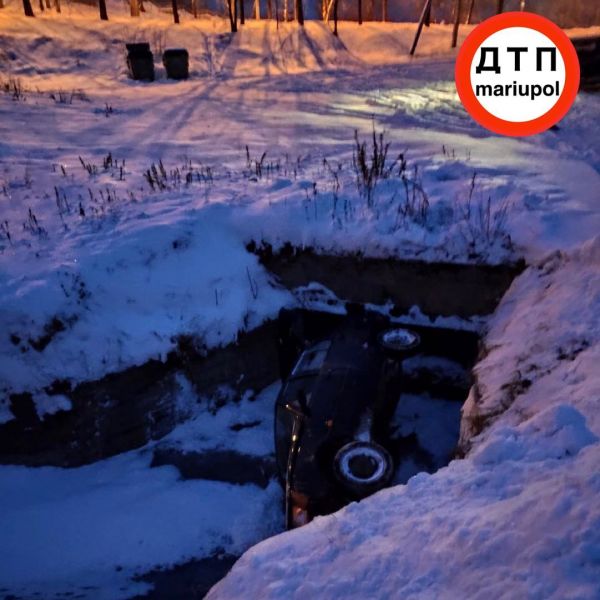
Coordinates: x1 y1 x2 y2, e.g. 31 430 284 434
291 341 331 377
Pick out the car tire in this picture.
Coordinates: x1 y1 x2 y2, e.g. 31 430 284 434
333 441 394 498
378 327 420 357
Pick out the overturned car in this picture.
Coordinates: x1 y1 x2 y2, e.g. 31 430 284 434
274 307 421 529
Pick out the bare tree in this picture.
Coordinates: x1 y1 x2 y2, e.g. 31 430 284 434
130 0 140 16
23 0 35 16
239 0 245 24
38 0 44 11
381 0 387 22
227 0 238 31
357 0 362 24
172 0 180 23
254 0 260 19
99 0 108 20
496 0 504 13
55 0 61 13
452 0 462 48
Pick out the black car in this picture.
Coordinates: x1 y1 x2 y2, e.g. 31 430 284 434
274 306 420 529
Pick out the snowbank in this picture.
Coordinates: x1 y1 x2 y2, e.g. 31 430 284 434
208 239 600 599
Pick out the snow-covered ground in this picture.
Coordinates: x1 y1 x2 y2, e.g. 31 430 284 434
0 381 283 599
209 237 600 600
0 2 599 598
1 1 600 411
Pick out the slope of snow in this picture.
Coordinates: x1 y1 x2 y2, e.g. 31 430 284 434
208 237 600 600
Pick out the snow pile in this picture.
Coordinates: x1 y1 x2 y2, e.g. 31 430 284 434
208 239 600 600
0 202 290 420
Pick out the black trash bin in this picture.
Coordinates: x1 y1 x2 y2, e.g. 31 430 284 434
126 42 155 82
163 49 189 80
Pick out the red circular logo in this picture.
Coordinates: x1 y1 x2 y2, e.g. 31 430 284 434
455 12 580 136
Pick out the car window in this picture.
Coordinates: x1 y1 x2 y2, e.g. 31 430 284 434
291 341 331 377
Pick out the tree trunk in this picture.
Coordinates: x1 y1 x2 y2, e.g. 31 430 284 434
496 0 504 14
227 0 238 31
23 0 34 16
139 0 145 12
172 0 180 23
45 0 51 8
332 0 338 36
296 0 303 24
55 0 61 13
130 0 140 16
255 0 260 19
451 0 462 48
381 0 387 22
267 0 272 19
99 0 108 20
191 0 197 17
0 0 4 9
38 0 44 11
239 0 245 24
357 0 361 24
466 0 475 24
